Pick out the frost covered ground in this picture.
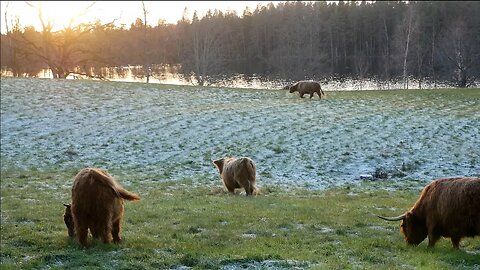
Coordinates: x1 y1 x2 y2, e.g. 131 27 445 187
1 78 479 190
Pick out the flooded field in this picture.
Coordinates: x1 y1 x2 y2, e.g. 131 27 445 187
1 78 479 190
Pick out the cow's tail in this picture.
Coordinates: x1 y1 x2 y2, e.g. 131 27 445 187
117 188 141 201
317 82 326 97
242 158 258 195
87 168 141 201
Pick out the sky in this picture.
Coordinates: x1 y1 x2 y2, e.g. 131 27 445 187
0 1 276 33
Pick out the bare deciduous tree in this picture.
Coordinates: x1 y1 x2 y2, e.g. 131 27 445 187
142 1 150 83
19 1 112 79
439 19 476 87
400 4 417 89
189 10 221 86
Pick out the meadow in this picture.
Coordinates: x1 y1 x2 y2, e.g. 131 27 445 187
1 78 479 269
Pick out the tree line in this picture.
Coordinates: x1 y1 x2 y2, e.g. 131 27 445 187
1 1 479 88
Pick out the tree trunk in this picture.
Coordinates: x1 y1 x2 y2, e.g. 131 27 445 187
431 16 436 88
142 1 150 83
382 11 390 89
458 68 467 87
403 9 412 90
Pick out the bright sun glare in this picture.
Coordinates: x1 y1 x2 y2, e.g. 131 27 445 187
31 2 97 29
1 1 274 33
1 2 96 31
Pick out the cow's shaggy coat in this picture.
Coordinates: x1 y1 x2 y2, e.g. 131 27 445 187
213 157 258 196
378 177 480 248
64 168 140 247
288 80 325 98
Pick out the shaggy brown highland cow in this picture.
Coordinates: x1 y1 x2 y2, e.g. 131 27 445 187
64 168 140 247
378 177 480 249
213 157 258 196
288 80 325 99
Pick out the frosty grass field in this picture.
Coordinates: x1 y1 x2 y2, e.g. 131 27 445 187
1 78 479 269
1 78 479 190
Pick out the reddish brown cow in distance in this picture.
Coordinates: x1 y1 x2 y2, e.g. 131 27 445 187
64 168 140 247
288 80 325 99
378 177 480 249
213 157 258 196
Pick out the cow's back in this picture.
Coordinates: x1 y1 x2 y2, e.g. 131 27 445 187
223 158 255 183
424 177 480 237
297 81 320 93
71 169 122 225
230 157 254 175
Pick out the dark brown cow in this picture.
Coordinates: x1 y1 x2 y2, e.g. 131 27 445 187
213 157 258 196
378 177 480 249
64 168 140 247
63 203 75 237
288 80 325 99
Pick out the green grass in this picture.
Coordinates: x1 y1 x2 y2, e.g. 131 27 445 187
1 169 479 269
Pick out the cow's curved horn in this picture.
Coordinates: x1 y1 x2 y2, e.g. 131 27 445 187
377 214 406 221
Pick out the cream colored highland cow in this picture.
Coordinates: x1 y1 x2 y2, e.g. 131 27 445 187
213 157 258 196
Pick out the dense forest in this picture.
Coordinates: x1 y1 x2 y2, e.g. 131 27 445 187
1 1 479 88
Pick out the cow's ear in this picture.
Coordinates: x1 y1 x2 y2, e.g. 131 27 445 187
213 158 223 165
63 203 71 208
212 159 224 172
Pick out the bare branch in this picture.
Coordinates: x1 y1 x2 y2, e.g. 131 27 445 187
65 1 97 29
4 1 10 33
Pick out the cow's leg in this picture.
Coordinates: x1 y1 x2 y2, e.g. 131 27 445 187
100 217 113 244
427 233 440 248
309 93 314 98
101 227 113 244
75 225 89 247
300 93 305 98
112 218 122 243
451 237 461 249
245 184 254 196
90 226 101 240
223 180 236 194
317 89 323 99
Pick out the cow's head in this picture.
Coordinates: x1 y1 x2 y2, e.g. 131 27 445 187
288 84 297 93
63 203 75 237
378 212 427 246
212 158 226 174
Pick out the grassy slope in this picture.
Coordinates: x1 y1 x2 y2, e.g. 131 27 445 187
1 169 479 270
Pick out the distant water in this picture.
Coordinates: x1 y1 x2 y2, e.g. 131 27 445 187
0 65 467 91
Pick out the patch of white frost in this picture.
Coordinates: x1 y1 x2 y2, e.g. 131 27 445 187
1 78 479 191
